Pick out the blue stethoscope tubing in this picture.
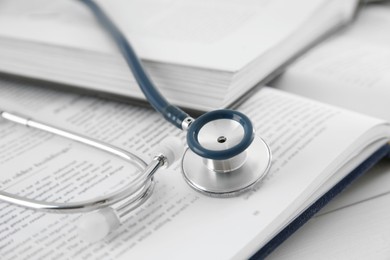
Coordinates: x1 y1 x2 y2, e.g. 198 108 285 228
78 0 189 130
79 0 272 196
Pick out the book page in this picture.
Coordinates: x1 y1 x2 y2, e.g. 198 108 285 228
0 79 387 259
0 0 340 70
268 160 390 259
272 3 390 120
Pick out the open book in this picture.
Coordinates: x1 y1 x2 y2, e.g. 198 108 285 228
0 0 358 111
269 159 390 259
263 4 390 257
0 76 389 259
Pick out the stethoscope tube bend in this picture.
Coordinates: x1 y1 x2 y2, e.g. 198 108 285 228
0 111 178 214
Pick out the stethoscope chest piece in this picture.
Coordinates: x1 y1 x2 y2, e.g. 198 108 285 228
182 110 272 197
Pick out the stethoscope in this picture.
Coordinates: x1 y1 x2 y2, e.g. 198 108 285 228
0 0 271 241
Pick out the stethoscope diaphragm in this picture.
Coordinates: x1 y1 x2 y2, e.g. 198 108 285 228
182 109 271 197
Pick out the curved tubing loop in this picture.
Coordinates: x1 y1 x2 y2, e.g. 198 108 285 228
0 111 160 213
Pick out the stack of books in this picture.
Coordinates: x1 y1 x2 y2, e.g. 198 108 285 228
0 0 357 110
